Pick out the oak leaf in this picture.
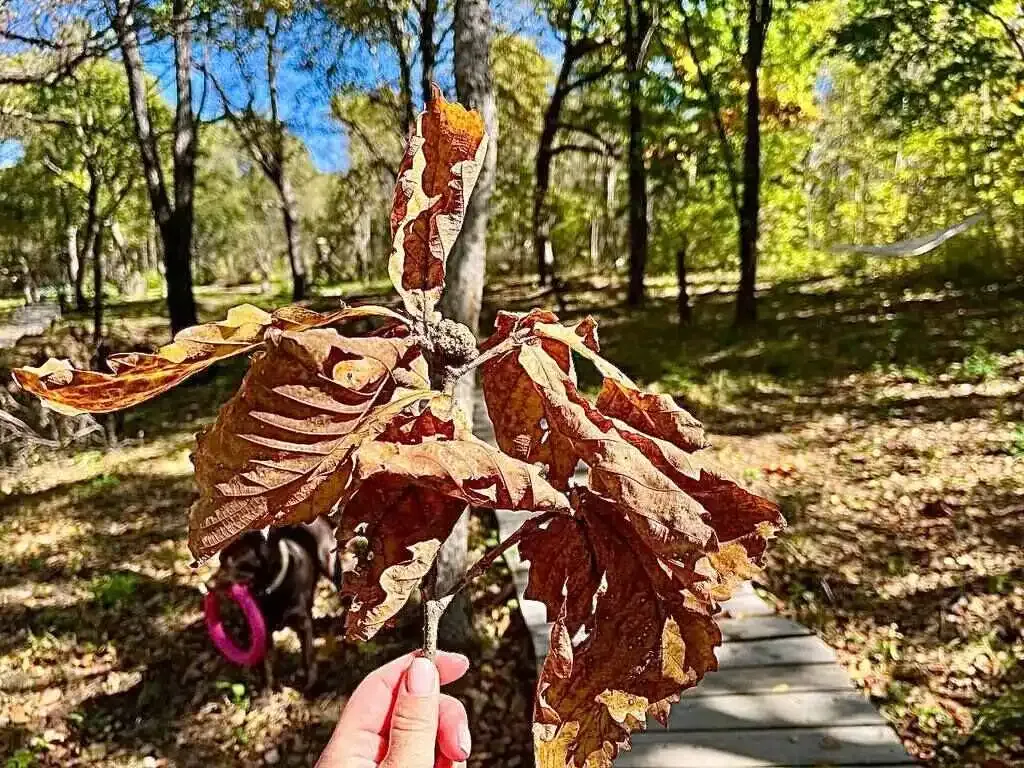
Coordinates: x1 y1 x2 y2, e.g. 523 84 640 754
338 424 570 641
478 310 784 766
12 304 405 414
389 85 488 324
188 327 433 561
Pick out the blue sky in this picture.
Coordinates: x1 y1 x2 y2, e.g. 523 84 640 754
148 0 557 174
1 0 555 173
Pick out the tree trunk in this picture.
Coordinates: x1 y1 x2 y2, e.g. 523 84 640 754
624 0 651 307
113 0 198 334
66 224 85 310
161 213 197 334
78 181 103 313
676 243 691 327
435 0 499 648
279 176 307 301
420 0 438 103
533 70 570 286
92 222 105 343
736 0 770 326
354 205 371 281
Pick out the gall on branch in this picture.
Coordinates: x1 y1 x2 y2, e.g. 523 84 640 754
13 87 784 768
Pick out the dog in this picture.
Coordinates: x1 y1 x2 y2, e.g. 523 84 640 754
215 517 339 691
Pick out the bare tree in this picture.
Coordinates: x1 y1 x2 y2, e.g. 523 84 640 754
202 8 312 300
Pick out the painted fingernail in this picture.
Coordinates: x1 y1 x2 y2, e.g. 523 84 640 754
457 721 472 758
407 657 438 697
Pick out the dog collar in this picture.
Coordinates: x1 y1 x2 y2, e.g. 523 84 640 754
264 539 292 595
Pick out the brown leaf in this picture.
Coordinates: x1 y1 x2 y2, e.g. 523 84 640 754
12 304 406 414
188 327 435 561
524 492 722 768
389 85 488 322
349 437 570 514
596 379 709 453
338 432 570 640
478 310 783 766
480 310 601 489
338 482 464 641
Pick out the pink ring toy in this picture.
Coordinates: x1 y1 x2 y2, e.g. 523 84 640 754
204 583 268 667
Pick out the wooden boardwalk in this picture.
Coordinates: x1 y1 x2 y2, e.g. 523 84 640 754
0 303 61 349
476 402 914 767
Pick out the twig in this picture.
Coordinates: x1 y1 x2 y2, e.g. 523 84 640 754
449 511 558 598
420 510 559 660
422 595 453 661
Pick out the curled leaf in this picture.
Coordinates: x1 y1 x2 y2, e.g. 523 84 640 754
524 492 723 768
12 303 406 414
389 85 488 322
188 327 434 561
479 309 784 767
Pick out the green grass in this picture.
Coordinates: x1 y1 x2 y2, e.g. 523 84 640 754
90 571 141 608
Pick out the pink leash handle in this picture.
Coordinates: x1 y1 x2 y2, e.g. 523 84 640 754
204 583 268 667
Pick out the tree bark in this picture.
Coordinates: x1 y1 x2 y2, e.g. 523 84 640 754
624 0 651 307
435 0 499 648
420 0 438 103
533 79 568 286
77 178 102 312
736 0 771 326
278 176 307 301
92 222 105 343
676 243 691 327
113 0 198 334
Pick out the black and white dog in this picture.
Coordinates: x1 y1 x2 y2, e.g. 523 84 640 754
215 517 339 691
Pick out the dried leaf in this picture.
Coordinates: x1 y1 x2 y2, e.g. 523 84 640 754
389 86 488 323
478 310 784 767
524 492 723 768
596 379 709 453
349 437 570 514
12 304 406 414
480 310 600 489
338 482 461 641
188 327 434 561
338 431 570 640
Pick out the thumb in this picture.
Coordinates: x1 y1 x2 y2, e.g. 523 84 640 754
381 656 440 768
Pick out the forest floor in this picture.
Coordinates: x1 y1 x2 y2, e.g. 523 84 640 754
1 260 1022 767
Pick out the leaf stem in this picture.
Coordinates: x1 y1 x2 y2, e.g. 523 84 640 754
420 510 558 659
446 511 557 598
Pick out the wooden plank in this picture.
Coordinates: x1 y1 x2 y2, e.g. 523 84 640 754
717 636 837 668
721 584 776 618
684 664 855 697
718 616 811 642
616 725 915 767
667 690 883 731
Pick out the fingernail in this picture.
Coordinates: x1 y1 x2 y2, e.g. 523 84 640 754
407 657 438 696
457 721 472 758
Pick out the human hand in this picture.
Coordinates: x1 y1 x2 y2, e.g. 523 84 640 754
315 651 472 768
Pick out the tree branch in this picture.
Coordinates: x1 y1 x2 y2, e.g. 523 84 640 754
442 328 532 395
665 5 742 215
422 510 558 659
962 0 1024 62
551 142 608 157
